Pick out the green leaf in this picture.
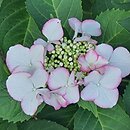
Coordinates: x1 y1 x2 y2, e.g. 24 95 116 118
0 0 42 54
37 104 78 130
75 104 130 130
18 119 68 130
97 105 130 130
123 82 130 116
96 9 130 50
118 16 130 32
78 99 98 117
26 0 83 35
92 0 130 17
0 118 18 130
74 108 101 130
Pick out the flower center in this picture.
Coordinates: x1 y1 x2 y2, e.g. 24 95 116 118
44 37 95 72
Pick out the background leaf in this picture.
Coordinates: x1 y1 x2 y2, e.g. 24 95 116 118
0 118 18 130
18 119 68 130
26 0 83 36
74 108 101 130
78 100 98 117
92 0 130 18
123 82 130 116
96 9 130 50
37 105 78 130
0 0 42 54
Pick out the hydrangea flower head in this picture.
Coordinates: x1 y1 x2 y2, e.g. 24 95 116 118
5 17 130 115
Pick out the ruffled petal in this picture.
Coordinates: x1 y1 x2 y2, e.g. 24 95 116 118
68 18 82 39
100 66 122 89
95 56 108 68
48 67 69 90
95 44 113 60
110 47 130 77
84 71 102 85
47 43 54 52
42 18 63 42
6 45 30 72
81 83 99 101
94 88 119 108
78 55 90 72
30 68 48 88
34 38 47 47
64 85 79 104
82 20 101 36
6 72 33 101
21 92 43 116
30 44 45 65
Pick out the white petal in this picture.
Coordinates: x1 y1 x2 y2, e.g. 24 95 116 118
84 71 102 85
48 67 69 90
21 92 43 116
95 44 113 60
6 73 33 101
68 71 75 86
85 50 98 65
100 66 122 89
34 38 47 47
68 18 82 33
78 55 90 72
82 20 101 36
74 35 90 42
47 43 54 52
64 85 79 104
42 18 63 42
30 68 48 88
110 47 130 77
94 88 119 108
6 45 30 72
81 83 99 101
30 45 44 65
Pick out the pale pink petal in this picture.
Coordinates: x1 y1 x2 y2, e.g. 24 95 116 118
6 45 30 72
30 44 44 64
95 44 113 60
74 35 91 42
57 95 68 107
94 88 119 108
47 43 54 52
6 73 33 101
88 38 97 44
34 38 47 47
85 50 98 65
81 83 99 101
95 56 108 68
48 67 69 90
109 47 130 77
84 71 102 85
30 68 48 88
64 85 79 104
78 55 90 72
100 66 122 89
43 93 62 110
21 92 43 116
68 71 75 86
42 18 63 42
82 20 101 36
68 18 82 39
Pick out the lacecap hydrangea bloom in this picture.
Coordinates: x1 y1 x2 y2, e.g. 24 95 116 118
6 18 130 116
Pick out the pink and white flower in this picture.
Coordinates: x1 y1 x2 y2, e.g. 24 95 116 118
6 44 45 74
34 18 64 52
78 49 108 72
68 18 101 43
81 66 122 108
6 68 48 116
43 67 80 110
96 44 130 77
